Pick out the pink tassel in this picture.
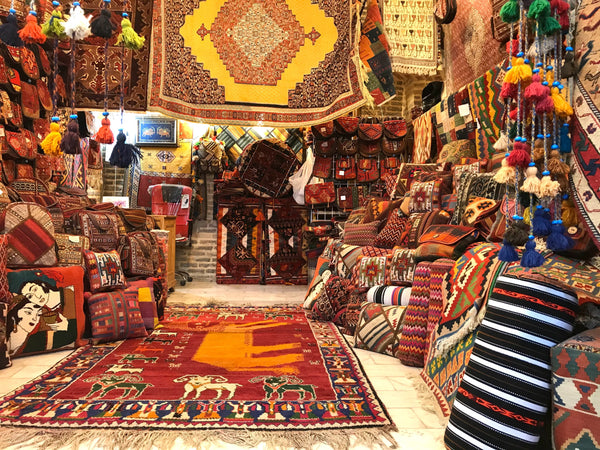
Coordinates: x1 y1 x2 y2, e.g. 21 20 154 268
501 82 518 100
524 74 548 103
506 39 520 57
507 141 532 169
536 95 554 114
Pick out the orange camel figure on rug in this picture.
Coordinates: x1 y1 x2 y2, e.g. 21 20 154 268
192 320 304 375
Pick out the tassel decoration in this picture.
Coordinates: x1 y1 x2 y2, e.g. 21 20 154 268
501 82 518 100
63 2 91 41
494 157 516 184
505 218 530 246
526 36 557 59
95 112 114 144
527 0 551 19
506 39 520 57
40 117 62 156
524 74 548 102
546 220 572 251
504 58 533 84
493 131 510 152
60 114 81 154
547 149 570 177
560 122 572 153
532 205 552 236
521 235 545 267
521 164 541 194
538 14 562 35
533 139 545 161
116 14 145 50
561 196 578 228
91 8 115 39
539 170 561 197
562 50 577 79
19 11 47 44
0 10 24 46
109 129 143 168
551 86 574 118
499 239 520 262
42 5 66 39
507 140 532 168
535 95 554 114
500 0 520 23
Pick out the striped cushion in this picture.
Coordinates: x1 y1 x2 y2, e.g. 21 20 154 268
354 302 406 357
445 275 579 449
366 286 412 306
343 221 380 247
397 261 432 367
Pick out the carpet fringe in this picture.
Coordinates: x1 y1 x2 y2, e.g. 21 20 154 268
0 425 401 450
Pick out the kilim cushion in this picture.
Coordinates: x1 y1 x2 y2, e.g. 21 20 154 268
425 258 454 364
354 302 407 357
55 234 90 267
308 275 351 324
0 235 10 303
0 303 10 369
373 209 410 249
303 256 331 309
388 247 417 285
444 275 579 449
461 197 499 227
366 285 412 306
345 206 367 224
452 160 482 193
450 172 505 225
332 243 363 278
409 179 443 213
436 139 476 165
126 278 158 330
303 269 332 310
83 250 126 293
6 266 86 358
397 261 432 367
86 289 148 344
343 221 380 247
355 256 388 288
551 327 600 450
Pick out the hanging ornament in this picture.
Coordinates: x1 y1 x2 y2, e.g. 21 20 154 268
116 12 144 50
41 116 63 155
91 2 115 39
19 7 47 44
0 8 24 46
109 129 142 168
63 1 91 41
42 1 66 39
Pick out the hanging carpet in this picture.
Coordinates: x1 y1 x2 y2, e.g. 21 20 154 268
0 304 395 449
148 0 366 126
126 165 192 209
74 0 153 111
571 0 600 250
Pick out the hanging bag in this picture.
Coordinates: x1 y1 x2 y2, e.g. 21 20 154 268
118 231 159 277
357 118 383 157
356 157 379 182
311 121 337 157
382 118 407 156
335 156 357 180
73 210 120 252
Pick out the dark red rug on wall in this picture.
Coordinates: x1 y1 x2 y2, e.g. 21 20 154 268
0 305 395 448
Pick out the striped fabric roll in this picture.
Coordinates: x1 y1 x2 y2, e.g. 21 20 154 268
445 275 579 450
366 285 412 306
397 261 433 367
425 258 455 361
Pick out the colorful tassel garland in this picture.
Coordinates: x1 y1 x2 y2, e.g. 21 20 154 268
40 119 62 156
95 113 114 144
493 131 510 152
527 0 551 19
539 172 561 197
535 95 554 114
42 8 66 39
60 114 81 154
63 2 92 41
524 74 548 102
18 11 47 44
507 140 532 168
521 164 541 194
0 11 24 46
109 130 143 168
504 58 533 84
501 82 518 100
551 87 574 118
505 219 530 246
499 239 520 262
538 14 561 35
560 123 571 153
546 220 571 251
521 236 545 267
532 205 552 236
91 9 115 39
493 157 516 184
500 0 520 23
116 16 145 50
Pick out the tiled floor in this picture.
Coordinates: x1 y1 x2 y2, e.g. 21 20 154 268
0 283 447 449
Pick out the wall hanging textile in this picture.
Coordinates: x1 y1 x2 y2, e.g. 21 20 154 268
382 0 438 75
140 142 192 174
570 0 600 250
443 0 505 93
412 110 433 163
0 304 395 449
214 126 305 162
74 0 152 110
148 0 366 126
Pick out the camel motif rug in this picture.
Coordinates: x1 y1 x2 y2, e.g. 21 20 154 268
148 0 366 126
0 305 394 448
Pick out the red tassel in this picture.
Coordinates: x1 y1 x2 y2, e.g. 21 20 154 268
551 0 569 14
19 12 47 44
95 117 114 144
524 74 548 102
509 106 525 121
501 82 518 100
505 39 520 57
507 141 532 169
535 95 554 114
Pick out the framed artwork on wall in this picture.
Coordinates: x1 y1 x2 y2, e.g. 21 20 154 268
136 117 178 146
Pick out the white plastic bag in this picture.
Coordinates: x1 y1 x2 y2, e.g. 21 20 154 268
289 147 315 205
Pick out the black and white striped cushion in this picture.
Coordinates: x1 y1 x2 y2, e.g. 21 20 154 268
444 275 578 449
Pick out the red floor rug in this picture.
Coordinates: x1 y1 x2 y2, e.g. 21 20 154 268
0 305 395 448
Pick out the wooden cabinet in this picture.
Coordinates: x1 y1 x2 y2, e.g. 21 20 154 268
151 215 176 290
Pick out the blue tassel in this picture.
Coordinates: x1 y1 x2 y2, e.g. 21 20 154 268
521 236 545 267
560 123 571 154
532 206 552 237
546 220 572 251
499 239 520 262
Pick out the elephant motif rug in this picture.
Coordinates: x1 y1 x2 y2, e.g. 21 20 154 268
148 0 366 126
0 305 394 449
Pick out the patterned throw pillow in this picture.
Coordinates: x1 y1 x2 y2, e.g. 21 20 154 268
343 221 380 246
389 248 417 285
83 249 126 293
0 235 10 302
126 278 158 330
373 209 410 249
355 256 388 288
462 197 499 228
366 285 412 306
409 179 442 213
87 289 148 343
303 256 332 309
437 139 476 165
354 302 407 357
450 172 505 225
452 161 482 193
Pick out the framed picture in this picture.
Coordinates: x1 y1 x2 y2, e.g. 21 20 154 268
135 117 178 146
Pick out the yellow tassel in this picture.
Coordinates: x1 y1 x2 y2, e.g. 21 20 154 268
523 206 531 226
551 87 574 118
40 122 63 156
116 18 145 50
546 70 554 86
561 198 578 228
504 58 533 84
539 175 561 197
493 158 516 184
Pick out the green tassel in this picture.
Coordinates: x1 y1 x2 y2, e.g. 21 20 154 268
500 0 520 23
508 121 518 139
538 15 561 35
527 0 551 19
42 10 66 39
116 18 145 50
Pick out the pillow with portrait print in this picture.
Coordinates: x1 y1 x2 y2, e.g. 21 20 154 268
83 249 126 293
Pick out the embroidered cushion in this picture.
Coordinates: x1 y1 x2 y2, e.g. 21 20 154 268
355 256 388 288
86 289 148 344
308 275 352 325
452 161 482 193
437 139 476 165
126 278 158 330
343 221 380 247
389 248 417 285
354 302 407 357
450 172 505 225
445 275 579 449
409 179 443 213
83 249 126 293
303 256 332 309
373 209 410 249
346 206 367 224
366 285 412 306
